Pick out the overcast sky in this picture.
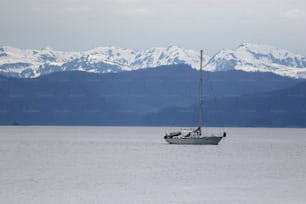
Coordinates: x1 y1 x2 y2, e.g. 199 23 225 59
0 0 306 55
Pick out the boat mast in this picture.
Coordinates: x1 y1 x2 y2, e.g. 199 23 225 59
199 50 204 133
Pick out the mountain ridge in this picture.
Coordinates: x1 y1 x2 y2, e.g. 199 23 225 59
1 65 305 126
206 43 306 78
1 43 306 78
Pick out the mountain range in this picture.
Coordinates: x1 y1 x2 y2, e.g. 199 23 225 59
1 65 305 126
1 43 306 78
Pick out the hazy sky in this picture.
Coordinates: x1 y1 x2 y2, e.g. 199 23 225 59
1 0 306 55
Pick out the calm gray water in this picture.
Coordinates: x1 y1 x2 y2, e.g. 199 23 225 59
0 126 305 204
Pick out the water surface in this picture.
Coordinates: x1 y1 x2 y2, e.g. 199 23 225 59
0 126 305 204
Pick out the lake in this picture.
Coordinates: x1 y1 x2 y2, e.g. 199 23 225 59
0 126 305 204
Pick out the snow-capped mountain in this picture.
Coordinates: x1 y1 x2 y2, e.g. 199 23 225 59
0 46 207 78
84 46 204 71
205 43 306 78
1 43 306 78
0 46 81 78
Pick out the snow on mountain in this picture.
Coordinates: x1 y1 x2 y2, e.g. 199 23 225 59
132 46 208 70
83 47 137 71
0 46 80 77
83 45 207 71
0 45 206 78
205 43 306 78
1 43 306 78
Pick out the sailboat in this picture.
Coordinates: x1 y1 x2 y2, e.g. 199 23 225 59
164 50 226 145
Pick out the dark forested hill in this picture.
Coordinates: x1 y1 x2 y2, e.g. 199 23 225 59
0 64 304 126
145 80 306 127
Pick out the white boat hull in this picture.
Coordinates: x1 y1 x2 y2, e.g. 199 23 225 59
165 136 223 145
